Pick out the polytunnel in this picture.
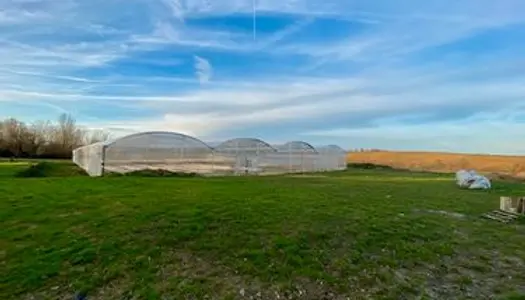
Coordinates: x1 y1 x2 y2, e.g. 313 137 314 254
72 130 347 176
318 144 346 152
103 131 215 174
276 141 318 153
317 145 347 171
214 138 277 154
72 141 105 176
274 141 319 173
72 131 217 176
212 138 277 175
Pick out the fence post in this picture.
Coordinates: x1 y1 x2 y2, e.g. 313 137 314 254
301 151 304 173
101 145 107 176
288 143 292 173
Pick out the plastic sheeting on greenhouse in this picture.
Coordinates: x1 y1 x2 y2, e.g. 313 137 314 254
72 131 348 177
455 169 491 189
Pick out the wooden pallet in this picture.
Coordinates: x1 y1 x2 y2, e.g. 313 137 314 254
482 209 522 223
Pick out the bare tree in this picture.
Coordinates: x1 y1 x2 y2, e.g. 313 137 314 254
57 113 80 150
1 118 27 157
84 129 111 145
0 114 111 159
24 121 53 157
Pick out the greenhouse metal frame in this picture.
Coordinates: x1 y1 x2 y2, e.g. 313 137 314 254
72 131 347 177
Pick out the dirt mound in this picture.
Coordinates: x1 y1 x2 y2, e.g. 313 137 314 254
15 162 87 178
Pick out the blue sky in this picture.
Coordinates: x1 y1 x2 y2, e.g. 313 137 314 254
1 0 525 154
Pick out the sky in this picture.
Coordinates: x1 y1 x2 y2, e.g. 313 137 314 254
1 0 525 154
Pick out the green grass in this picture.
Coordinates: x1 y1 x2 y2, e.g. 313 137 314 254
0 159 80 178
2 162 525 299
14 161 88 178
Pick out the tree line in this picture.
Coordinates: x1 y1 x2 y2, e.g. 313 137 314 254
0 114 110 159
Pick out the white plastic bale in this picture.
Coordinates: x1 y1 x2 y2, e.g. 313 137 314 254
456 170 473 188
455 169 491 189
470 176 491 189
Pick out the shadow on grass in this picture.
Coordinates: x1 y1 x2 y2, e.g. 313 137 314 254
12 161 202 178
347 162 397 170
104 169 202 178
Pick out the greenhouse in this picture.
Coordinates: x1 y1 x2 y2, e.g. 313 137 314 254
271 141 320 173
213 138 278 175
72 131 347 176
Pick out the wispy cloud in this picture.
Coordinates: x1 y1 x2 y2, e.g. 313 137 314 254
160 0 185 22
194 56 213 84
254 16 316 50
1 0 525 153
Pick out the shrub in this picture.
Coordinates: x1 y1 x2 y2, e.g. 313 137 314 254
15 162 87 178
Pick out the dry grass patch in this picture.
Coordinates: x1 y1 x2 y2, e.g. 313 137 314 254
348 151 525 177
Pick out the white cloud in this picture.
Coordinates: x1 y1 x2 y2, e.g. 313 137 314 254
0 9 48 24
61 67 525 146
194 56 213 84
129 20 250 52
1 0 525 154
160 0 185 22
254 16 315 49
4 58 525 138
269 1 525 68
302 119 525 155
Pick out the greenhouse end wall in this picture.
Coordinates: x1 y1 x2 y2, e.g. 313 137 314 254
72 142 105 176
72 131 347 177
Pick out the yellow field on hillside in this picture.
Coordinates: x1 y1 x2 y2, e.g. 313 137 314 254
347 151 525 177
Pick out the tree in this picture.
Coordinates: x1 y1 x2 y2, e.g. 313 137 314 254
0 114 111 159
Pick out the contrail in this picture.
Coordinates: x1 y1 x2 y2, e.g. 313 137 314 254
252 0 257 40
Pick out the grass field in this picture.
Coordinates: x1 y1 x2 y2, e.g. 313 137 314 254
348 151 525 178
2 161 525 299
